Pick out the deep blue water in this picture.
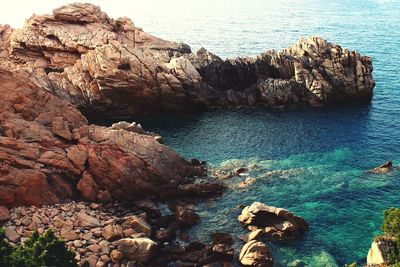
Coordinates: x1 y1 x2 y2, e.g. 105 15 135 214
120 0 400 266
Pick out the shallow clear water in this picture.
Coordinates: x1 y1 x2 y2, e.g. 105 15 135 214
121 0 400 266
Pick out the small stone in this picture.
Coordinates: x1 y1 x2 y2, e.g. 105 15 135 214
122 216 151 235
83 232 94 240
74 240 83 248
110 249 124 263
239 240 274 267
87 244 101 253
5 227 20 243
117 238 158 263
92 228 103 238
90 203 100 210
61 206 69 212
85 255 98 267
61 230 80 241
122 228 136 237
21 217 31 226
99 240 110 254
175 204 200 227
100 254 110 263
75 212 100 228
0 206 10 221
102 225 123 241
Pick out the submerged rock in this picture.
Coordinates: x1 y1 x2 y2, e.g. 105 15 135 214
371 161 393 174
238 202 309 241
175 204 200 227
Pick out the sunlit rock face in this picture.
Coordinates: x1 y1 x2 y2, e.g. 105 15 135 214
0 3 375 207
0 70 201 207
0 3 374 120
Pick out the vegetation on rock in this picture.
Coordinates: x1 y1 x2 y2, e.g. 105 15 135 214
381 208 400 265
0 227 77 267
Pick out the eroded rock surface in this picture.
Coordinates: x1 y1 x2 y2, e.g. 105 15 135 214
0 70 202 207
238 202 309 241
0 3 375 121
239 240 274 267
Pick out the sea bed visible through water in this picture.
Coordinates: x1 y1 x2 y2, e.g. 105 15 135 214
100 0 400 265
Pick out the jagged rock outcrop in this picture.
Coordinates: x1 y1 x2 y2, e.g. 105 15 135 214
0 3 375 120
371 161 393 174
0 70 203 207
238 202 309 241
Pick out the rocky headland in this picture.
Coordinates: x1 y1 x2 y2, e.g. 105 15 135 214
0 3 377 267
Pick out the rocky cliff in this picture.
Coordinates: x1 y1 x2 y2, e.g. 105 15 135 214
0 69 208 207
0 3 375 207
0 3 375 120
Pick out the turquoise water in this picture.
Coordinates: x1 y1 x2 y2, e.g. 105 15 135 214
123 0 400 265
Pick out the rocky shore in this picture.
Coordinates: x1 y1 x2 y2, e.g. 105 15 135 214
0 3 375 208
0 200 309 267
0 2 378 267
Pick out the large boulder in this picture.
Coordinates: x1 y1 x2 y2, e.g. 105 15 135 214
238 202 309 241
371 161 393 174
239 240 274 267
117 237 158 263
367 236 395 266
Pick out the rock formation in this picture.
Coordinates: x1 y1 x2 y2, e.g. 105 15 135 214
239 240 274 267
371 161 393 174
367 236 396 266
0 69 205 207
1 200 228 266
238 202 309 241
0 3 374 120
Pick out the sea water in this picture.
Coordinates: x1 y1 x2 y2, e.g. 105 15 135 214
119 0 400 265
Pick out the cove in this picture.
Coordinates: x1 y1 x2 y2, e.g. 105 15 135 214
135 103 400 266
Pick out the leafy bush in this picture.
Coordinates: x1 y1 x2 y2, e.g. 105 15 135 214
0 228 13 266
383 208 400 237
344 262 357 267
382 208 400 265
0 228 77 267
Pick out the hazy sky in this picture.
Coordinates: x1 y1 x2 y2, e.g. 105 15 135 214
0 0 166 27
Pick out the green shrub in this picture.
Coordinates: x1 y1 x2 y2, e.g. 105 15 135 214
344 262 357 267
0 228 13 266
0 228 77 267
383 208 400 237
382 208 400 264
